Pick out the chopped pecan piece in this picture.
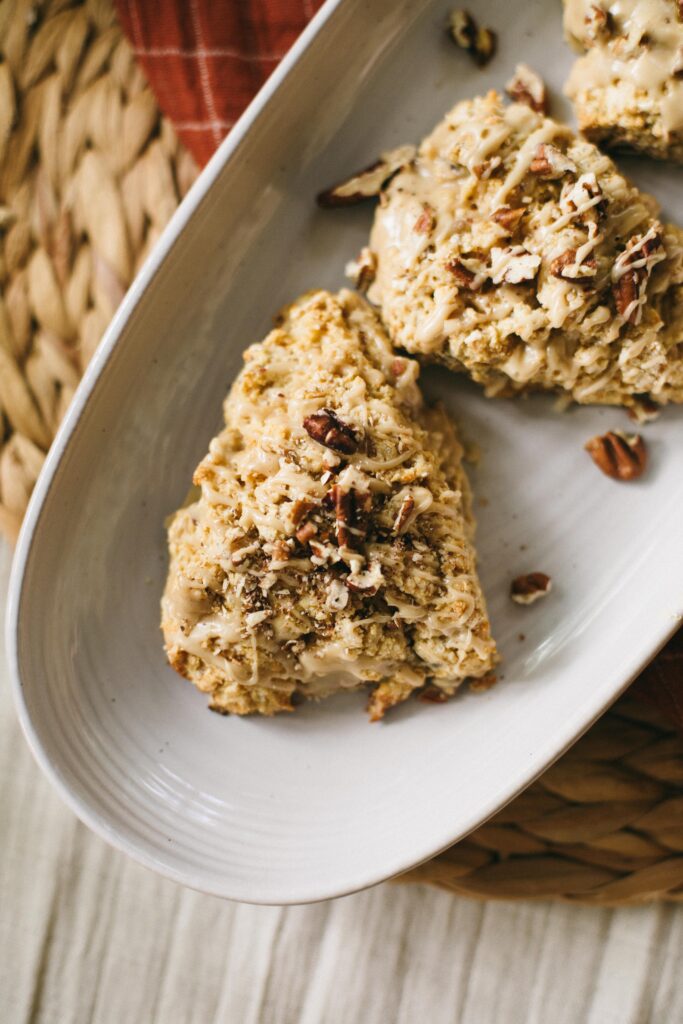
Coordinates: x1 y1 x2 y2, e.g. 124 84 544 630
345 246 377 291
490 246 540 284
317 145 416 207
678 0 683 21
419 685 449 704
559 173 605 223
346 561 384 596
550 248 597 280
414 204 436 233
303 408 358 454
510 572 552 605
585 431 647 480
446 257 486 289
469 672 498 692
295 521 317 545
492 205 525 233
327 485 371 548
530 144 577 179
472 156 502 180
446 9 496 66
505 64 548 114
584 4 612 42
291 497 314 526
611 224 665 324
627 396 660 425
393 494 415 534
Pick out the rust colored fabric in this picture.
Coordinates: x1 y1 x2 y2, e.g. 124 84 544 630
115 0 323 166
114 0 683 728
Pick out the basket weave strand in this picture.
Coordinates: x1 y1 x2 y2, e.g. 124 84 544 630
0 0 197 542
2 0 682 905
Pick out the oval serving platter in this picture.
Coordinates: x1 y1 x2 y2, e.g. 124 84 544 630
7 0 683 903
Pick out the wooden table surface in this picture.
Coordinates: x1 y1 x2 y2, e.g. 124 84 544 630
1 540 681 1024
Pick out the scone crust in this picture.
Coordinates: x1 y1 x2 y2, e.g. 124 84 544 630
367 91 683 408
162 290 496 718
563 0 683 163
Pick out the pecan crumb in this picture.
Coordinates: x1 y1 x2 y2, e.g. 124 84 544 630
511 573 552 605
530 143 577 179
492 205 525 233
469 673 498 693
505 63 548 114
627 396 660 425
295 521 317 545
585 430 647 480
585 4 612 41
446 258 484 289
303 409 358 454
419 685 449 704
345 246 377 291
550 248 597 280
611 224 665 324
414 203 436 233
447 9 497 66
393 494 415 534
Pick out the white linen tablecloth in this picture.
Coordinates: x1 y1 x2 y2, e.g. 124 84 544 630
1 541 681 1024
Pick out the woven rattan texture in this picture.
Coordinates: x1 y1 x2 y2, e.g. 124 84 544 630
2 0 682 905
0 0 197 541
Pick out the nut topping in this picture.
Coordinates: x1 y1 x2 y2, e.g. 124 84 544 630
326 484 371 548
510 572 552 605
447 9 497 66
550 248 597 280
585 431 647 480
529 144 577 179
346 561 384 596
393 494 415 534
317 145 416 207
490 246 541 285
492 205 525 233
446 259 481 290
419 685 449 704
584 4 612 42
303 409 358 454
611 224 665 324
295 521 317 545
505 64 548 114
414 204 436 233
627 396 660 425
345 246 377 291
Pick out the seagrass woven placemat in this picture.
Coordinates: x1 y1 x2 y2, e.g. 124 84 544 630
2 0 682 905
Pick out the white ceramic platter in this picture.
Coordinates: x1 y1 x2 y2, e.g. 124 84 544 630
7 0 683 904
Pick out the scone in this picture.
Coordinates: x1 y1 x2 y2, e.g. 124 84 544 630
563 0 683 162
366 91 683 408
161 290 497 720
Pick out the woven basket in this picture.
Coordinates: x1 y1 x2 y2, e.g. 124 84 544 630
3 0 683 905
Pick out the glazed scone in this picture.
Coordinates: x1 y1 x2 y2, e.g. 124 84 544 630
563 0 683 162
161 290 497 720
366 91 683 408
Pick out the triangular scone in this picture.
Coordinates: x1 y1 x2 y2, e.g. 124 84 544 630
367 91 683 408
162 290 497 720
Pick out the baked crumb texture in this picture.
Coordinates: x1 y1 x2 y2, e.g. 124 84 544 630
367 91 683 408
563 0 683 162
161 290 497 720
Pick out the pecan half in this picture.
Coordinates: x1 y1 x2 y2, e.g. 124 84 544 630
510 572 552 605
447 9 496 66
317 145 416 207
492 205 525 233
550 248 597 280
585 431 647 480
530 144 577 179
303 409 358 454
505 63 548 114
